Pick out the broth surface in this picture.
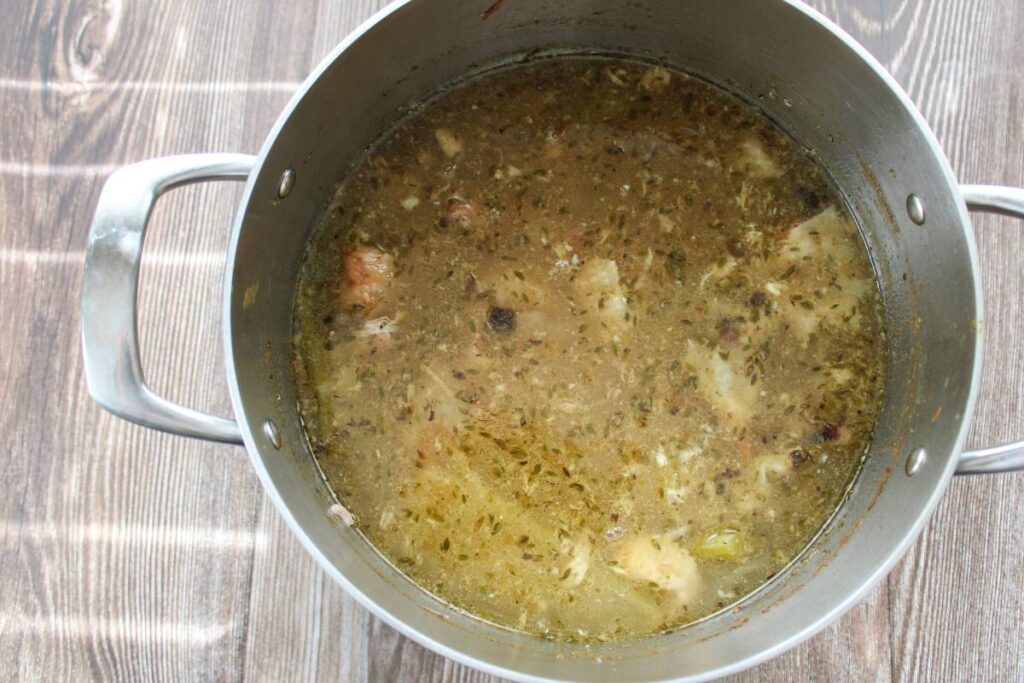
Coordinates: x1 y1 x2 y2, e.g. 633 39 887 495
292 59 886 642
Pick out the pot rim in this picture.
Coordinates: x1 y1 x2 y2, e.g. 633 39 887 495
221 0 984 680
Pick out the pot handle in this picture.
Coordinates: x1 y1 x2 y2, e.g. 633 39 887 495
81 154 257 444
956 184 1024 474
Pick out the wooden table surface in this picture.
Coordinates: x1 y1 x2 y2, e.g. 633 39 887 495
2 0 1022 680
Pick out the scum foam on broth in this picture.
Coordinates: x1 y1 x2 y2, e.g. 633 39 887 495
292 59 886 642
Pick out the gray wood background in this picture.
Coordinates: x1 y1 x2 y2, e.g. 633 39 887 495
1 0 1021 680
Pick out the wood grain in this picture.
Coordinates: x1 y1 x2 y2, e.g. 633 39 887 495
0 0 1020 681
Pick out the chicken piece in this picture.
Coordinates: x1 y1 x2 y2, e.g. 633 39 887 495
443 197 476 228
685 340 758 427
755 453 795 486
435 128 463 157
736 138 783 178
780 207 869 299
341 246 394 315
781 206 852 261
563 538 591 587
354 315 399 338
616 534 701 603
575 259 629 331
729 451 798 513
775 207 871 342
640 66 671 92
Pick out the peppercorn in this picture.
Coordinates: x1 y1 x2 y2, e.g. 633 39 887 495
487 306 516 333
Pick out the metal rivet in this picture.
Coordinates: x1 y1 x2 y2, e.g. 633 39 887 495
278 168 296 199
905 447 927 476
906 193 925 225
262 419 281 449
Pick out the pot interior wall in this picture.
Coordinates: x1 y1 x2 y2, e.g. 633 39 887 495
227 1 979 680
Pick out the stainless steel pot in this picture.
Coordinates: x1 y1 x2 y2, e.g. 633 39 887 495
80 1 1024 680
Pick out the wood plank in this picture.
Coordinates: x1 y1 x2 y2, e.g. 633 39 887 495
0 0 1021 681
809 1 1024 681
0 178 260 682
0 0 332 680
876 0 1024 678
